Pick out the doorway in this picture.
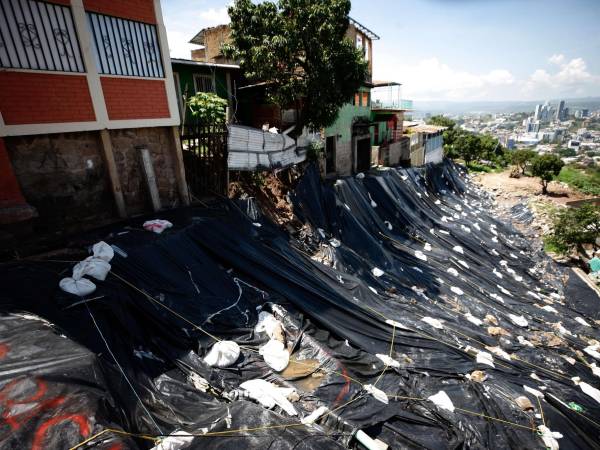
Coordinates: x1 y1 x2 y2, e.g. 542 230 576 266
355 137 371 173
325 136 336 174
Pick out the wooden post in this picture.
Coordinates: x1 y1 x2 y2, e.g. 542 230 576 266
139 147 162 212
170 125 191 206
99 129 127 218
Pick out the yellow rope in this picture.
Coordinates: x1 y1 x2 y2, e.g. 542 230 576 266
536 395 546 427
68 428 158 450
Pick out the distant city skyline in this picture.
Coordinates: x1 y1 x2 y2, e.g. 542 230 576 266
162 0 600 102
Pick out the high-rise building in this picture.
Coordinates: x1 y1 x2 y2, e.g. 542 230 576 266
555 100 565 121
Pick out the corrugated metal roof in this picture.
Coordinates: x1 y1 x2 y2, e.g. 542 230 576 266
171 58 240 70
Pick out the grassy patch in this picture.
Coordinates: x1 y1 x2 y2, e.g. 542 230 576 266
543 236 563 254
557 165 600 196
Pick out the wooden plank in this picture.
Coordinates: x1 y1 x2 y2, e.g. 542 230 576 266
98 129 127 218
169 125 191 206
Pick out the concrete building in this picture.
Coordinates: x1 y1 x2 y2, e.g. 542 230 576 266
403 122 445 165
555 100 566 121
0 0 187 248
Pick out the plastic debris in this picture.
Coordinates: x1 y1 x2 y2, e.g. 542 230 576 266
255 311 285 342
515 396 534 411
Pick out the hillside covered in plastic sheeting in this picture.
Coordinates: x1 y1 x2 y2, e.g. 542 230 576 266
1 160 600 449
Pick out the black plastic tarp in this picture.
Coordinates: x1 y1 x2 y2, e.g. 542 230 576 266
1 160 599 449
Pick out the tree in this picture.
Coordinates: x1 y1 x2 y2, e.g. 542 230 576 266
511 149 537 174
187 92 228 124
454 132 482 166
428 115 455 129
531 154 564 194
223 0 369 131
558 147 576 157
548 204 600 254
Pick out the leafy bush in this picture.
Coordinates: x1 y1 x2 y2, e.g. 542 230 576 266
547 204 600 254
558 165 600 196
531 154 564 194
187 92 228 124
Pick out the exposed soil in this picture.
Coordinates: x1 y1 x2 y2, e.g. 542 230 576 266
473 169 589 210
228 168 303 228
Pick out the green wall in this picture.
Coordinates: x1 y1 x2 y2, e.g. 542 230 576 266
324 87 371 143
172 62 231 124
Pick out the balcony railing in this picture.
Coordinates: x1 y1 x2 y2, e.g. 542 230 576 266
371 84 412 110
371 99 413 110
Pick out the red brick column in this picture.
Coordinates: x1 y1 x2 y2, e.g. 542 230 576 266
0 138 36 225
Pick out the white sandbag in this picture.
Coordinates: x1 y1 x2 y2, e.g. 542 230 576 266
421 316 443 329
509 314 528 327
537 425 562 450
203 341 240 368
59 277 96 297
259 339 289 371
428 390 455 412
92 241 114 262
364 384 388 404
72 257 111 281
143 219 173 234
301 406 329 424
375 353 400 368
239 379 297 416
151 431 194 450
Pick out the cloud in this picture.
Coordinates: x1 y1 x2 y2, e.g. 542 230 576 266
548 54 564 65
523 56 597 97
199 7 230 24
374 57 517 101
374 49 600 101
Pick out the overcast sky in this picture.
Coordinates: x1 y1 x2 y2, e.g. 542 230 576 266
162 0 600 102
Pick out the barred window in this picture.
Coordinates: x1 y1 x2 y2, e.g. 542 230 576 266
194 74 214 93
87 12 164 78
0 0 84 72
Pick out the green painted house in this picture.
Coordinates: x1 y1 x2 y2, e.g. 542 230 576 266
171 58 240 126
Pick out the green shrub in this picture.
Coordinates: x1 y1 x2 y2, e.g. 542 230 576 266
549 204 600 254
558 165 600 196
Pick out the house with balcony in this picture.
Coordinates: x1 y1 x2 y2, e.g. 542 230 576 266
370 81 413 168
